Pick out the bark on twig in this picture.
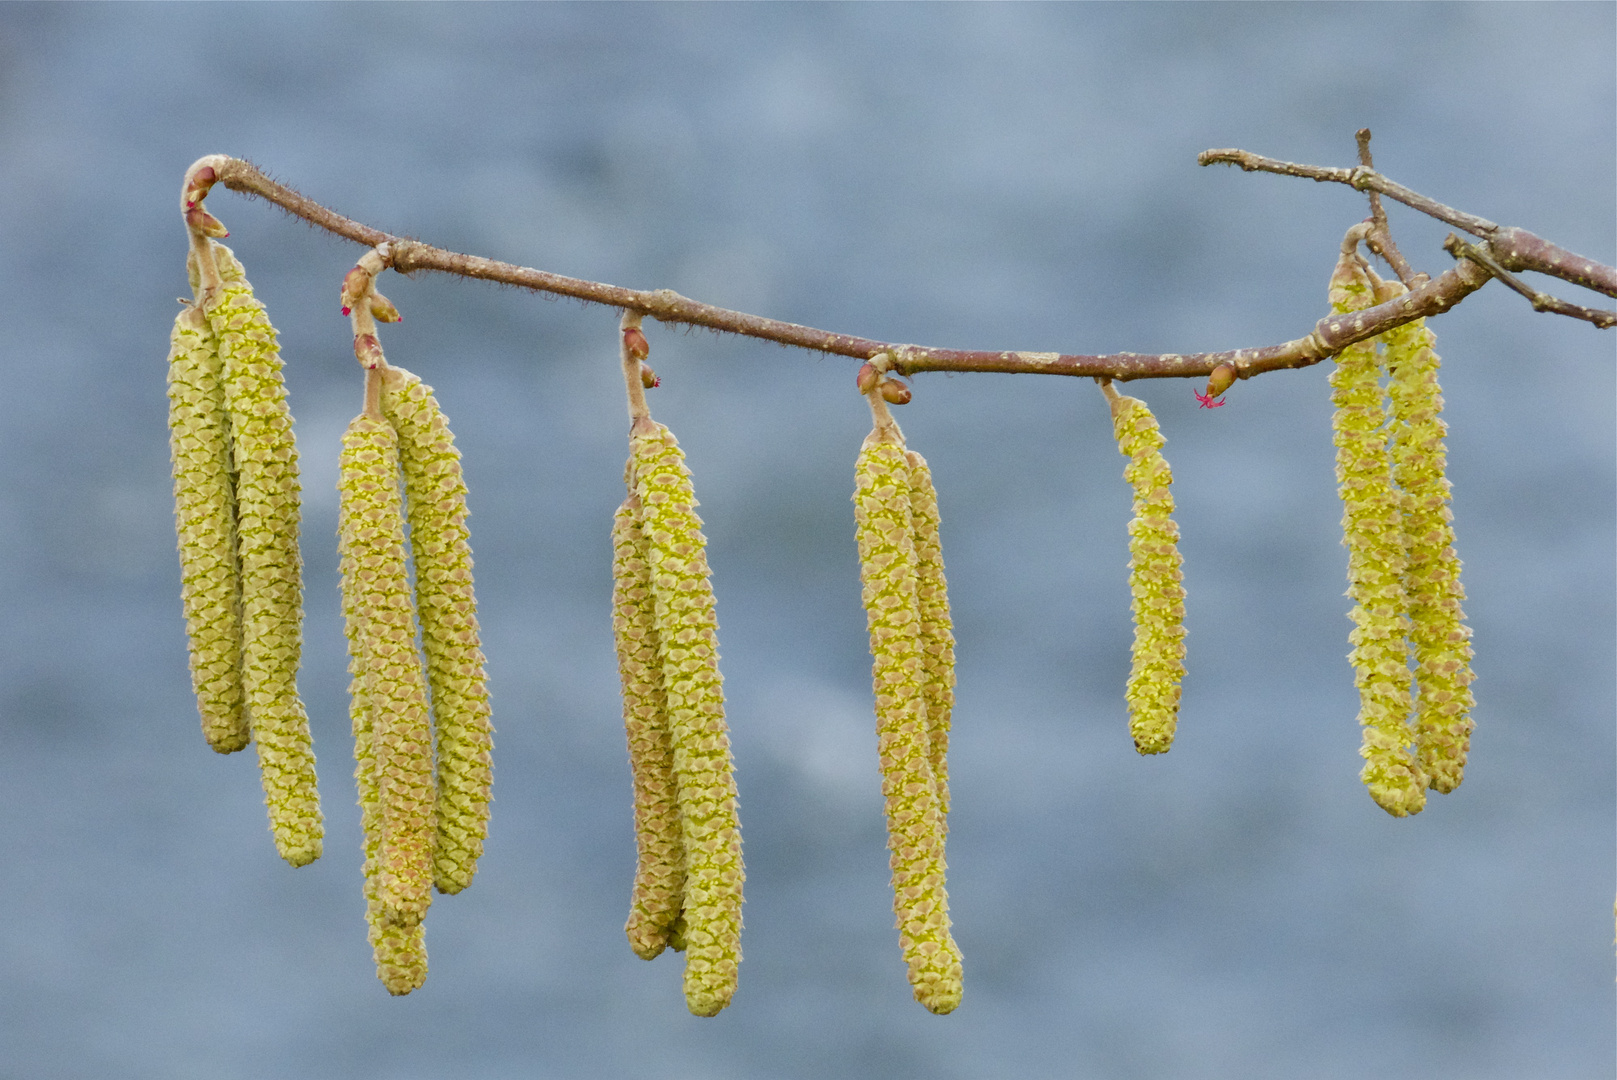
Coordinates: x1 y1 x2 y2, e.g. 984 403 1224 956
1444 235 1617 329
192 151 1608 388
1200 147 1617 298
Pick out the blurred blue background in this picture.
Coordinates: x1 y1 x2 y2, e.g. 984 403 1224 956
0 4 1611 1077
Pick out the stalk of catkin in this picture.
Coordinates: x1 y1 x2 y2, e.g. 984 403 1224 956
854 431 962 1016
1109 394 1187 756
628 422 743 1017
905 450 956 824
338 413 436 927
613 485 687 960
204 242 322 865
379 367 493 894
1327 253 1426 817
1379 289 1475 794
167 298 248 753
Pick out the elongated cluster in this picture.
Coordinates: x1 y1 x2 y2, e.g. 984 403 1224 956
168 238 322 866
853 428 962 1016
167 301 247 753
340 414 437 933
1109 393 1188 755
1328 254 1427 816
335 352 490 993
613 488 687 960
612 421 744 1017
380 368 493 894
1381 300 1475 793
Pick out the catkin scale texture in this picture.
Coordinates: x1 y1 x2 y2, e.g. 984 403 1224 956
854 435 962 1016
629 423 743 1017
613 491 687 960
379 367 492 894
1328 255 1426 817
1380 295 1475 794
1110 396 1187 755
203 243 322 865
905 451 956 823
338 414 436 928
167 302 248 753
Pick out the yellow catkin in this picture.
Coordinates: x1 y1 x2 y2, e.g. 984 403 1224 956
348 630 429 995
203 242 322 865
1328 254 1426 817
379 367 493 895
1380 291 1476 794
338 413 436 928
628 422 744 1017
167 300 248 753
613 487 687 960
905 450 956 824
854 432 962 1016
1110 395 1187 756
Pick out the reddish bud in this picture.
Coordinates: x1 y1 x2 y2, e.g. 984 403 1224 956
354 333 385 370
183 166 217 209
855 363 879 394
339 266 368 315
878 379 912 405
640 365 660 389
369 291 402 323
185 206 228 237
623 326 650 361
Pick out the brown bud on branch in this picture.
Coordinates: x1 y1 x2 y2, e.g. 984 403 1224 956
878 379 912 405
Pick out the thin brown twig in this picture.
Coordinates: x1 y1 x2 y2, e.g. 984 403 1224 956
188 154 1581 388
1443 235 1617 329
1199 147 1617 299
1355 129 1419 287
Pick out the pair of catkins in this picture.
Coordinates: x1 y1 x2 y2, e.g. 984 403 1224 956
852 372 965 1015
337 359 494 995
169 181 491 994
611 319 745 1018
167 237 322 867
1328 239 1475 817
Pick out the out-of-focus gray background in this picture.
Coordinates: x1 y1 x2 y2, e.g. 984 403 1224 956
0 4 1611 1078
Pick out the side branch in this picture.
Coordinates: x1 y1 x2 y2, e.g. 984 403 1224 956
202 155 1519 383
1199 148 1617 298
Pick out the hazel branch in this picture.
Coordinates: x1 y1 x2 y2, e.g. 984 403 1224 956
1355 129 1419 288
197 153 1596 389
1199 147 1617 299
1443 235 1617 329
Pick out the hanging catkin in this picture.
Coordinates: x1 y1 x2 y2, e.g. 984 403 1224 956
338 412 436 929
626 420 744 1017
1108 390 1188 755
613 476 687 960
379 367 493 894
167 294 248 754
201 241 322 865
1379 286 1476 794
853 409 962 1016
1327 248 1426 817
